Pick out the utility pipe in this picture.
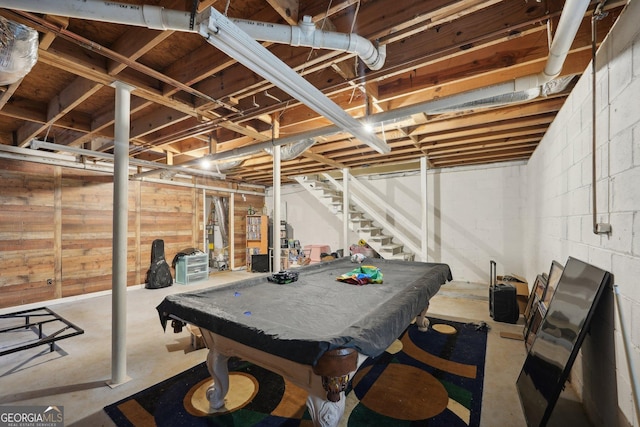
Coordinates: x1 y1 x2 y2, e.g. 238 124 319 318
233 15 386 70
3 0 384 70
7 0 590 166
514 0 591 91
542 0 590 82
138 176 265 196
591 3 612 235
110 81 134 387
0 0 197 32
206 0 592 162
30 140 226 180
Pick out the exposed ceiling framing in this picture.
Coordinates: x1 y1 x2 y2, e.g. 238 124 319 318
0 0 626 185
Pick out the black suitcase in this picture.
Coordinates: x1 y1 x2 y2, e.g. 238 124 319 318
489 260 519 323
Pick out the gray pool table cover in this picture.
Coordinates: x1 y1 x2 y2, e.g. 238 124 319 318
157 257 452 366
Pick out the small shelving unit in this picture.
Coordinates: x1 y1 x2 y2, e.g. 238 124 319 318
175 253 209 284
246 215 268 271
279 220 288 249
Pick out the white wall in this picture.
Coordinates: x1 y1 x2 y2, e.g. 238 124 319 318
268 161 527 283
524 2 639 425
265 185 360 254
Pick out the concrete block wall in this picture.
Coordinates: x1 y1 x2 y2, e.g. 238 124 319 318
423 163 526 282
523 2 640 425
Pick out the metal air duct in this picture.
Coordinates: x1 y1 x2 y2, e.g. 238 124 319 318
264 138 316 160
0 16 38 84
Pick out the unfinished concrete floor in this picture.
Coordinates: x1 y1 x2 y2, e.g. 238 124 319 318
0 269 591 427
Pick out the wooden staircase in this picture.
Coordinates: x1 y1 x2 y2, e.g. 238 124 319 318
294 174 420 261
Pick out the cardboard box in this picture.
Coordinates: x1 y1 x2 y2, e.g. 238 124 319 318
497 274 529 315
304 244 332 264
186 324 205 350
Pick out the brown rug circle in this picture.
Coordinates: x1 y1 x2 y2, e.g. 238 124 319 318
432 323 457 335
355 363 448 420
184 372 258 416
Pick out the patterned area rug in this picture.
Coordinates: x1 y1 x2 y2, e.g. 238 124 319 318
104 317 487 426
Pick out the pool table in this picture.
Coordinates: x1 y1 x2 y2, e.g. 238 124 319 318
157 257 452 426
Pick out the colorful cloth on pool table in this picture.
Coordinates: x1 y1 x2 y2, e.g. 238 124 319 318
336 265 383 285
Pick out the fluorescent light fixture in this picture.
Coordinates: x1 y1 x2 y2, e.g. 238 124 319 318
200 157 211 169
198 8 391 154
363 122 375 133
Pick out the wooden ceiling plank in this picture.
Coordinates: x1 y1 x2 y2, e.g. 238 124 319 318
302 151 346 169
130 106 192 139
433 149 534 166
108 28 174 75
419 128 548 152
267 0 299 24
408 98 565 136
0 1 624 182
416 115 555 143
426 143 539 160
426 136 542 155
106 0 190 75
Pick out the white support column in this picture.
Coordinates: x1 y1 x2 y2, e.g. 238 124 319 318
272 117 281 272
110 80 134 387
229 195 235 270
342 168 349 257
273 146 281 271
202 189 207 254
420 157 428 262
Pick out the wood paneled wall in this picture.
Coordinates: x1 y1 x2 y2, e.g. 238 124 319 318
1 161 58 305
0 159 264 309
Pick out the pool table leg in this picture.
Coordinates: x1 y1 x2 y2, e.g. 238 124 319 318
416 304 431 332
306 347 358 426
205 348 230 411
306 391 346 427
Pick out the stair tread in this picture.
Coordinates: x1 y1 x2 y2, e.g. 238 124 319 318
368 234 391 240
297 175 415 262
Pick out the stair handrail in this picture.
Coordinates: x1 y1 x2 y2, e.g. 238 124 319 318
321 173 422 256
